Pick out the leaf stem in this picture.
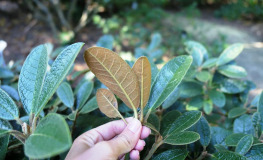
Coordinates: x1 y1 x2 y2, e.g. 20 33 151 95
31 116 38 133
133 107 138 119
16 118 24 127
10 130 26 144
144 140 163 160
144 110 151 123
196 151 208 160
118 113 128 125
71 112 79 136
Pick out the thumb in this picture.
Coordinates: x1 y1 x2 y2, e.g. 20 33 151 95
108 118 142 156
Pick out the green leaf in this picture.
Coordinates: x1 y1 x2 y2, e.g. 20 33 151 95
203 99 213 114
245 144 263 159
194 116 211 147
258 92 263 129
212 151 247 160
202 58 218 68
152 149 188 160
189 47 203 66
214 144 228 152
147 113 160 132
228 107 247 118
0 67 14 78
234 114 254 134
56 82 74 108
147 56 192 111
210 127 232 146
235 134 253 155
1 85 20 101
225 133 260 146
68 111 77 121
184 41 208 59
166 111 201 136
186 96 204 111
71 69 89 80
162 88 180 109
36 42 84 115
0 88 19 120
164 131 200 145
143 122 159 135
219 79 247 94
208 89 226 107
150 60 159 84
0 119 12 137
79 96 98 114
251 95 260 107
76 81 93 110
179 81 203 98
196 71 211 82
150 49 163 60
218 65 247 78
0 135 9 160
96 35 114 50
216 43 244 66
160 110 181 137
148 33 162 51
25 113 72 159
18 44 48 114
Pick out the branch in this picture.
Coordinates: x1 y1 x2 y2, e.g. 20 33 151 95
67 0 78 24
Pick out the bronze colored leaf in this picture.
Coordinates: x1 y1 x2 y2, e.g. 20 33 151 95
132 56 151 109
84 47 140 115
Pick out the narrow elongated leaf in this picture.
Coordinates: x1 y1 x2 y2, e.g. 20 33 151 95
0 88 19 120
164 131 200 145
25 113 72 159
220 79 247 94
18 44 48 114
167 111 201 136
147 56 192 112
0 135 9 160
234 114 254 134
36 42 84 115
79 96 98 114
202 58 218 68
152 149 188 160
76 81 93 109
84 47 140 111
162 88 180 109
235 134 253 155
216 43 244 66
212 151 247 160
160 110 181 137
228 107 247 118
225 133 260 146
218 65 247 78
245 144 263 159
196 71 211 82
132 57 151 110
208 90 226 107
195 116 211 147
203 99 213 114
56 82 74 108
0 119 12 137
258 92 263 129
96 89 121 118
1 85 19 101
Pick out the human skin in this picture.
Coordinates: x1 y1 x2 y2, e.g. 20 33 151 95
66 118 151 160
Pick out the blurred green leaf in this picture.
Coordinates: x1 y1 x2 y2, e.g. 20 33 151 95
79 96 98 114
219 79 247 94
68 111 77 121
0 135 9 160
1 85 19 101
196 71 211 82
225 133 260 146
148 33 162 51
184 41 208 59
76 81 93 110
194 116 211 147
204 99 213 114
228 107 247 118
0 119 12 137
162 88 180 109
258 92 263 129
233 114 254 134
202 58 218 68
96 35 114 50
0 88 19 120
152 149 188 160
218 65 247 78
189 47 203 67
208 89 226 108
179 82 203 98
245 144 263 159
186 96 204 111
0 67 14 79
56 82 74 108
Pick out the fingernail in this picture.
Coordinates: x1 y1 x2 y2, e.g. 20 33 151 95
128 118 141 133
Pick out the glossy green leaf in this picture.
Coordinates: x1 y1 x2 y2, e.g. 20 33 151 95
202 58 218 68
189 47 203 66
166 111 201 136
0 119 12 137
162 88 180 109
160 110 181 137
79 96 98 114
218 65 247 78
186 96 204 111
208 90 226 107
210 127 232 147
56 82 74 108
228 107 247 118
184 41 208 59
147 114 160 133
194 116 211 147
219 79 247 94
143 122 159 135
225 133 260 146
216 43 244 66
196 71 211 82
0 135 9 160
245 144 263 160
234 114 254 134
35 43 84 115
212 151 247 160
235 134 253 155
147 56 192 112
0 67 14 78
0 88 19 120
203 99 213 114
76 81 93 110
25 113 72 159
150 60 159 84
179 81 203 98
152 149 188 160
1 85 19 101
258 92 263 129
18 45 48 114
164 131 200 145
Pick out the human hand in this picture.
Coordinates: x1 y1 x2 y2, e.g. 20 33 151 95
65 118 151 160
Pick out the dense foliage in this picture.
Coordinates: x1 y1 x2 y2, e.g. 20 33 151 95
0 35 263 160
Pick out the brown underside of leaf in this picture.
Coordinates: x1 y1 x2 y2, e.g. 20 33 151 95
84 47 140 110
96 88 119 118
132 56 151 109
